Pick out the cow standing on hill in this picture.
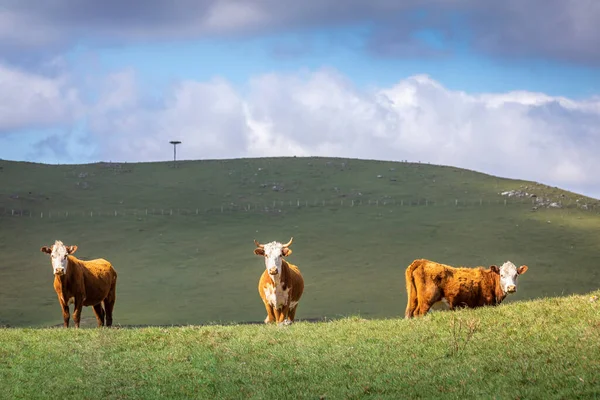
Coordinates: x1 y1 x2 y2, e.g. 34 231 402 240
254 237 304 325
405 258 528 318
40 240 117 328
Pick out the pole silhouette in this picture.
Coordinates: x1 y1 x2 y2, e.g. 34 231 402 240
169 141 181 167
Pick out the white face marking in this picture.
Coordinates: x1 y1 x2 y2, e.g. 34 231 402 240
261 241 286 276
499 261 521 294
50 241 69 275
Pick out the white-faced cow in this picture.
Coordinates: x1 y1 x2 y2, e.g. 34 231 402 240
40 240 117 328
405 258 528 318
254 237 304 325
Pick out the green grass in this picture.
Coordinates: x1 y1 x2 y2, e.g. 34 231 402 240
1 157 600 327
1 290 599 399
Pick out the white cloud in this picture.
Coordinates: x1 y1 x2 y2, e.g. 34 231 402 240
87 69 600 197
1 66 599 198
87 71 249 162
0 63 81 133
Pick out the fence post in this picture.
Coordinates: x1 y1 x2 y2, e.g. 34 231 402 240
455 199 458 206
115 210 117 216
504 199 507 206
352 200 354 207
41 212 43 218
66 211 68 217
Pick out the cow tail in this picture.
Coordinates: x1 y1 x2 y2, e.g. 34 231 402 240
404 260 420 319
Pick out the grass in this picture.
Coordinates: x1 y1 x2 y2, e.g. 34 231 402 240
1 290 599 399
1 156 600 328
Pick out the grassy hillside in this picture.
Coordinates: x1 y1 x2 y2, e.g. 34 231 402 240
1 157 599 327
1 290 599 399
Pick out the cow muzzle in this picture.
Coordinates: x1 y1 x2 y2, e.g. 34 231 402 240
506 285 516 293
54 268 65 276
268 268 278 275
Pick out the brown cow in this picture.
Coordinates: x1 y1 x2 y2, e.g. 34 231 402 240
254 237 304 325
40 240 117 328
405 258 528 318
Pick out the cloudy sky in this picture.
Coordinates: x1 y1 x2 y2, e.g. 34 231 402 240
1 1 600 197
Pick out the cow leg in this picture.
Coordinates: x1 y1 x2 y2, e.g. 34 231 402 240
104 282 117 327
278 305 291 325
104 298 115 327
60 303 70 328
92 303 105 327
288 304 298 322
416 292 441 316
272 307 282 324
73 299 83 329
405 291 419 319
263 301 276 324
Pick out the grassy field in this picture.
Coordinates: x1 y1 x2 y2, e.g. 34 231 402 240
1 157 600 327
1 290 599 399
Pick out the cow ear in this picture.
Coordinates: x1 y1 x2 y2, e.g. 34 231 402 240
254 248 265 256
490 265 500 274
66 245 78 254
517 265 528 275
40 246 52 254
282 248 292 257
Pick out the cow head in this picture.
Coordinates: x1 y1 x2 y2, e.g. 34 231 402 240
490 261 528 294
40 240 77 276
254 237 293 277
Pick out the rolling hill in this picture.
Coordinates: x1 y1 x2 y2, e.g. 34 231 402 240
1 156 599 327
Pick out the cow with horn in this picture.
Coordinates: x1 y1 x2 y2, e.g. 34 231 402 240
253 237 304 325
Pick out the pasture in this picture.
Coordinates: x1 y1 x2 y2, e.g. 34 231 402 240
1 291 599 399
1 157 600 327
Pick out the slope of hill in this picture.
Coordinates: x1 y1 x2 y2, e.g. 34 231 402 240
1 290 599 399
0 157 599 327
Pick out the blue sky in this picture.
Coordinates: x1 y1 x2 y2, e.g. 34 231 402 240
1 1 599 197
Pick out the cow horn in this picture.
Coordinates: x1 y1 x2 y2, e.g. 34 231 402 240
254 239 264 248
282 237 293 247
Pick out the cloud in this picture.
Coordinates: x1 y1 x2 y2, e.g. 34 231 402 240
2 65 599 197
465 0 600 65
0 63 82 133
82 69 599 198
87 70 250 162
1 1 599 66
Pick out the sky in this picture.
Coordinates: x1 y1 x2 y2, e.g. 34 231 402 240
1 0 600 198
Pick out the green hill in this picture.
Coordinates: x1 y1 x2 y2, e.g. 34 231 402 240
1 157 599 327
